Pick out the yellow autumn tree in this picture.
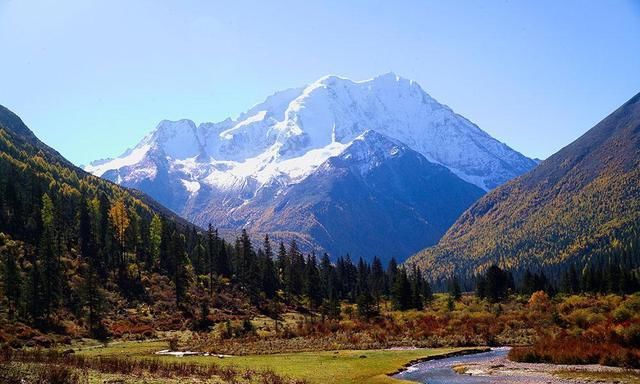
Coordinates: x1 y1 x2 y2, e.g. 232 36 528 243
109 198 130 266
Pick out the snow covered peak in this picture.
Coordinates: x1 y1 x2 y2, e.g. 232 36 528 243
87 73 535 191
143 119 201 159
238 87 305 122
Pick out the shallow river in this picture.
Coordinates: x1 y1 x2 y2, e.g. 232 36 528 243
392 347 558 384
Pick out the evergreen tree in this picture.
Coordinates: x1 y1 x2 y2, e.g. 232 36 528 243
561 265 580 294
149 215 162 267
286 240 304 297
277 241 289 295
391 267 412 310
319 253 333 298
261 253 278 299
304 254 322 308
356 290 377 319
172 232 189 307
478 265 510 302
260 235 279 299
410 265 424 310
386 257 398 297
236 229 258 290
192 238 206 276
82 261 106 338
321 288 341 320
218 239 231 278
370 256 385 307
448 276 462 300
422 279 433 304
40 193 61 318
206 224 216 290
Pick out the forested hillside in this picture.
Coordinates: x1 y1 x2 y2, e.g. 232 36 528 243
0 104 221 338
0 105 434 345
407 92 640 285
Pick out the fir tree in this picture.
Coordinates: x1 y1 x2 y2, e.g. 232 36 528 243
448 276 462 300
172 232 189 307
149 215 162 267
391 267 412 310
304 254 322 308
356 290 377 319
370 256 385 307
40 193 61 318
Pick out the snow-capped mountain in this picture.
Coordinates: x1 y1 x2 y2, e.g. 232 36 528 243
86 73 536 261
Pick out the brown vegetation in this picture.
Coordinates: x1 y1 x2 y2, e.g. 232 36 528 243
0 347 305 384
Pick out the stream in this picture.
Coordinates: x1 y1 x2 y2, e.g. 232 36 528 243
392 347 572 384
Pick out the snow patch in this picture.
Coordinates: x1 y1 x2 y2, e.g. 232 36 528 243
181 179 201 194
85 144 151 177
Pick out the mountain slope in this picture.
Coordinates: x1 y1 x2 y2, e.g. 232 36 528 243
205 130 484 264
407 92 640 280
0 104 197 247
86 74 535 260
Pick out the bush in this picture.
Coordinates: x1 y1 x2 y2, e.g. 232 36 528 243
618 323 640 348
168 337 179 351
612 307 633 322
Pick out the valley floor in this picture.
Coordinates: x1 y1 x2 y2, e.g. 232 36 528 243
2 339 640 383
74 340 467 384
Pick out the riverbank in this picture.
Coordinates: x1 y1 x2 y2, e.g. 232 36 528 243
393 347 640 384
386 347 490 376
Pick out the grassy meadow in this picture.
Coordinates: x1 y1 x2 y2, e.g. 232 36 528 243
74 340 467 384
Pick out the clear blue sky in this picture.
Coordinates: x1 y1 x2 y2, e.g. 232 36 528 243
1 0 639 165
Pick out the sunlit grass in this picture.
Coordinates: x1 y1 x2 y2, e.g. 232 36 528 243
77 340 467 384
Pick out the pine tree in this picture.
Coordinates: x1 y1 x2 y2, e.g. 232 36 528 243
410 265 423 310
236 229 256 289
261 252 279 299
286 240 304 297
172 232 189 307
391 267 412 311
356 290 377 319
319 253 333 298
277 241 289 296
82 261 106 339
480 265 510 302
386 257 398 297
356 257 370 298
422 279 433 304
40 193 61 318
304 254 322 308
321 289 341 320
448 276 462 300
149 215 162 268
370 256 385 307
217 239 231 278
206 224 216 290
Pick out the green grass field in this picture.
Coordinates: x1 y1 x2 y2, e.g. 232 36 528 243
76 340 465 384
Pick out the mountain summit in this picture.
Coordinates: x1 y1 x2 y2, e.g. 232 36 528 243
86 74 535 260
